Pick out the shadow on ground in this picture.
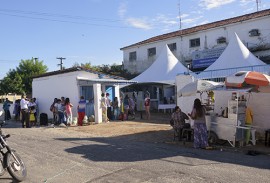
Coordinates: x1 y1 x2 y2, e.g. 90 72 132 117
56 129 270 170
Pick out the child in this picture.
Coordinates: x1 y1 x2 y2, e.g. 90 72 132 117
65 98 73 126
29 106 36 127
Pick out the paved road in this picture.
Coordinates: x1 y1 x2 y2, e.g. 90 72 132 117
0 121 269 183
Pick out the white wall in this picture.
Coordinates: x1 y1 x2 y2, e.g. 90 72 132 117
177 90 270 135
213 91 270 131
123 15 270 74
32 71 98 119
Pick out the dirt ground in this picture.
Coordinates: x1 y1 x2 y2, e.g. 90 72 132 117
67 111 175 143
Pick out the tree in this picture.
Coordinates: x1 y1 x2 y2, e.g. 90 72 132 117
73 62 138 79
0 70 24 95
16 58 48 94
0 58 48 95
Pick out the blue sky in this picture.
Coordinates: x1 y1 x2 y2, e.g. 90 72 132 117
1 0 270 79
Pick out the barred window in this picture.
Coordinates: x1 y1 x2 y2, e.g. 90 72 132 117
217 37 226 44
190 38 200 47
148 47 156 57
168 43 177 51
129 51 137 61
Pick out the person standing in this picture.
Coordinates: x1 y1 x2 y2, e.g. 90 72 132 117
33 98 39 122
65 98 73 126
188 98 210 149
112 97 119 120
144 94 151 120
100 93 107 123
77 96 86 126
20 94 30 128
28 98 37 126
3 98 11 120
128 96 135 119
105 93 112 121
13 99 21 121
60 97 66 124
56 99 65 125
245 105 253 145
51 98 58 124
123 95 130 120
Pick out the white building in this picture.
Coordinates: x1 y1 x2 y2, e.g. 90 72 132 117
32 67 134 123
121 9 270 74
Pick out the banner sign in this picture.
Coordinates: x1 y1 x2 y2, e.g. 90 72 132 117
192 47 225 69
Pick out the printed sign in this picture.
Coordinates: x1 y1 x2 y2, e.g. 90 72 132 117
192 47 225 69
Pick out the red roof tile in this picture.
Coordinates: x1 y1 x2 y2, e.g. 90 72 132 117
32 67 125 79
120 9 270 50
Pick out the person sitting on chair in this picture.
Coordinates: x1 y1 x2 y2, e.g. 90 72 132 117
171 106 190 140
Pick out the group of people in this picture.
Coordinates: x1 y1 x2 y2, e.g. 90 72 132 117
100 92 148 122
50 96 74 126
171 98 211 149
49 92 138 126
20 94 38 128
100 93 135 122
2 96 38 128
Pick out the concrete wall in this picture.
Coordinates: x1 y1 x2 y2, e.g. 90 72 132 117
123 15 270 74
32 71 96 119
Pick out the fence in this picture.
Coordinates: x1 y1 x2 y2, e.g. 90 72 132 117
186 64 270 81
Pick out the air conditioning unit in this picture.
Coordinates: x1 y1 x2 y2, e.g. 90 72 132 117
249 29 260 37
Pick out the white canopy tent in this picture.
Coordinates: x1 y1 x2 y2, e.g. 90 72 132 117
131 45 192 85
197 32 267 79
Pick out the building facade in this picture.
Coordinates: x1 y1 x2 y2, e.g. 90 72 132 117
32 67 134 123
121 9 270 74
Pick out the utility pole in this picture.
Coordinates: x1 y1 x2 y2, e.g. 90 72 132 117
56 57 66 70
178 0 182 30
256 0 261 12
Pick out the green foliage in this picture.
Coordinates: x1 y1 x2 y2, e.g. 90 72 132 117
0 58 48 95
0 70 24 95
75 62 138 79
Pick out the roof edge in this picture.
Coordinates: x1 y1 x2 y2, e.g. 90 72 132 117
120 9 270 50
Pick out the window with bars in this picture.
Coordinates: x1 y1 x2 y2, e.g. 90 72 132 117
129 51 137 61
190 38 200 47
168 43 177 51
249 29 260 37
217 37 227 44
148 47 156 57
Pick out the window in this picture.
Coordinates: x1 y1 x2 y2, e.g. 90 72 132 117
249 29 260 37
148 47 156 57
190 38 200 47
129 51 137 61
217 37 226 44
168 43 177 51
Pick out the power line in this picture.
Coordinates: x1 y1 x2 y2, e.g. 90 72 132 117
0 12 131 29
0 8 134 29
0 8 177 30
0 8 122 23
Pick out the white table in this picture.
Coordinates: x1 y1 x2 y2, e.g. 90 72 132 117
158 104 176 113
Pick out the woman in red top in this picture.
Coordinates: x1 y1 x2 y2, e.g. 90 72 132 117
144 94 151 120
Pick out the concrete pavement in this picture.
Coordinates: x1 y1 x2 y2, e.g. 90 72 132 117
0 119 269 182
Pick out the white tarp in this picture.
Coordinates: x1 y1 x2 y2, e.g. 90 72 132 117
178 80 224 97
131 45 192 85
198 32 266 78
